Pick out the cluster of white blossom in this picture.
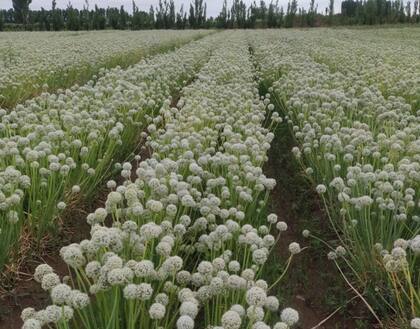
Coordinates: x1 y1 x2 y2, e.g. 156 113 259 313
22 32 298 329
20 264 88 329
0 30 209 107
0 33 218 271
250 28 419 324
412 317 420 329
377 235 420 272
302 28 420 109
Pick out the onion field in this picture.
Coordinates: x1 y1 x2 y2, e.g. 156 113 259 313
0 28 418 329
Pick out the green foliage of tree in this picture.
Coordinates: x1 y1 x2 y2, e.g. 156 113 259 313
51 0 64 31
0 11 4 31
1 0 418 31
12 0 32 25
285 0 298 27
66 4 80 30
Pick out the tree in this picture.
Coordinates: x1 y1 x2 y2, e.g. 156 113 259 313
107 7 120 29
247 3 257 28
176 4 187 28
155 0 165 28
93 5 106 29
51 0 64 30
169 0 176 28
285 0 298 27
120 6 128 29
0 10 4 30
66 3 80 30
259 0 267 21
38 7 51 30
307 0 317 26
328 0 334 24
217 0 228 28
80 1 91 30
188 4 195 27
12 0 32 26
267 1 277 27
406 1 411 18
279 6 284 25
4 0 417 31
148 5 155 28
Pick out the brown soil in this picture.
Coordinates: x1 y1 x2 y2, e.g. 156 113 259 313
264 124 376 329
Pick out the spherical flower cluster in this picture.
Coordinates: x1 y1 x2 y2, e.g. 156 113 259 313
177 315 194 329
149 303 166 320
289 242 301 255
221 310 242 329
246 286 267 306
281 308 299 326
411 318 420 329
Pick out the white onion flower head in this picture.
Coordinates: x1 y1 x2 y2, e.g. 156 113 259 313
61 245 86 268
410 236 420 255
241 268 255 281
273 322 289 329
246 286 267 306
34 264 54 283
230 304 245 317
289 242 301 255
107 180 117 189
45 305 63 322
246 306 265 321
180 301 199 318
221 310 242 329
252 249 268 265
267 213 278 224
316 184 327 194
264 296 279 311
253 321 270 329
281 308 299 326
276 221 287 232
155 293 169 306
22 319 42 329
149 303 166 320
328 251 338 260
255 280 268 290
71 185 81 193
51 284 72 305
228 260 241 272
70 290 90 309
62 305 74 321
21 307 36 321
57 201 66 210
335 246 346 257
41 272 60 291
197 261 213 275
411 318 420 329
176 315 194 329
302 229 310 238
85 261 101 279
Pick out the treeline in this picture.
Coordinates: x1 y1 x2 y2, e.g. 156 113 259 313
341 0 419 24
0 0 419 31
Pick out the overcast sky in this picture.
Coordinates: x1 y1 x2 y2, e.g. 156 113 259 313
0 0 340 17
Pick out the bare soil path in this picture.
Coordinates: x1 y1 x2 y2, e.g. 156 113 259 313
264 122 373 329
